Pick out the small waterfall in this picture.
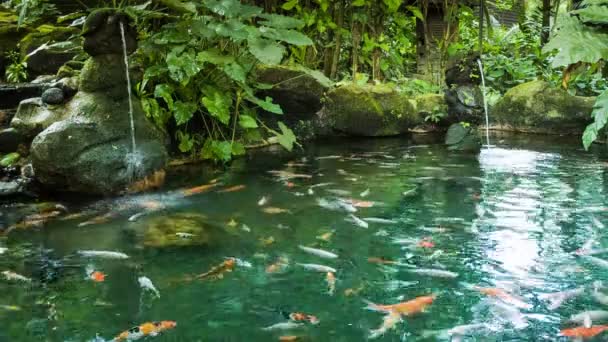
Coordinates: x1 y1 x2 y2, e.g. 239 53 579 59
119 21 137 155
477 58 491 147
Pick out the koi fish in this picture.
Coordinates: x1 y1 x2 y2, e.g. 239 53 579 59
363 294 436 316
78 213 115 227
113 321 176 341
298 245 338 259
2 270 31 282
78 250 129 259
316 198 356 213
360 189 370 197
539 287 586 310
175 232 194 239
196 259 236 280
363 217 397 224
472 286 531 309
289 312 319 324
593 283 608 305
347 214 369 228
344 283 366 297
417 239 435 248
279 336 299 341
138 276 160 298
316 231 334 242
85 265 106 283
569 310 608 326
560 325 608 339
267 170 312 179
261 322 304 331
406 268 458 278
259 236 276 247
181 183 218 196
218 185 246 193
326 272 336 295
346 199 374 208
368 257 399 265
258 196 269 206
266 256 289 274
296 263 336 273
368 311 402 339
262 207 290 214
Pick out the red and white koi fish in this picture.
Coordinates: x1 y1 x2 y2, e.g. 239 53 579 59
288 312 319 324
196 259 236 281
112 321 176 341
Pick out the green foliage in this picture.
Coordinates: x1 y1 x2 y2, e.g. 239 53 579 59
5 0 58 26
0 152 20 167
583 89 608 150
397 78 441 96
137 0 304 162
4 51 27 83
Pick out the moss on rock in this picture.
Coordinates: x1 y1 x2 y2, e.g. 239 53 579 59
79 54 127 98
322 83 422 136
19 25 80 76
138 213 212 248
491 80 596 134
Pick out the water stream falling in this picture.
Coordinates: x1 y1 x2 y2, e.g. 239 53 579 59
119 22 137 156
477 58 491 146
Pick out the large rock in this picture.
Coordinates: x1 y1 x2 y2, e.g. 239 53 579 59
11 98 68 139
445 85 484 124
445 123 481 152
82 9 137 56
19 25 80 76
321 83 422 136
79 54 130 98
30 91 168 195
256 65 332 121
491 80 595 134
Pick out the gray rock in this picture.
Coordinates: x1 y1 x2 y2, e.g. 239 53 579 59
30 91 168 195
82 9 137 56
54 77 79 98
11 98 68 139
491 80 595 134
445 123 481 152
41 87 65 105
0 128 26 153
0 180 21 197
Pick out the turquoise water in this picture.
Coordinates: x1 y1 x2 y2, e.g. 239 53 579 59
2 133 608 341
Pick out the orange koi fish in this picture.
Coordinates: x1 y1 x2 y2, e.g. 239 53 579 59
218 185 246 193
348 199 374 208
560 325 608 339
364 294 436 316
181 183 218 196
289 312 319 325
326 272 336 295
266 256 289 274
196 259 236 281
368 257 398 265
279 336 299 341
417 239 435 248
89 271 106 282
113 321 177 341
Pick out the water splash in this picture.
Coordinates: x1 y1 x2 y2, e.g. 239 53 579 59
119 21 136 155
477 58 491 147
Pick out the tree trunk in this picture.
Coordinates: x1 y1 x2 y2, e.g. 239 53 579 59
352 20 361 79
541 0 551 45
323 2 336 77
330 0 344 79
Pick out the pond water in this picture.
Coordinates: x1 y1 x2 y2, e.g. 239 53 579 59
1 133 608 341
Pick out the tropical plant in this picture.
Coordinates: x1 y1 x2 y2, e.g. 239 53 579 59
4 51 27 83
4 0 58 26
543 0 608 149
136 0 309 162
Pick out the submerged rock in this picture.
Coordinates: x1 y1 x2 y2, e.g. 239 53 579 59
491 80 595 134
322 83 422 136
445 123 481 152
134 213 214 248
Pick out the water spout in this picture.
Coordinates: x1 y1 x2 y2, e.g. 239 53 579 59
119 21 136 155
477 58 490 147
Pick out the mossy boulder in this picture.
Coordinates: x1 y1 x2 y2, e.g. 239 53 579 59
322 83 422 136
256 65 332 122
11 98 69 139
445 123 481 152
135 213 215 248
29 91 168 195
79 54 132 98
491 80 596 134
411 93 447 118
19 25 80 76
82 9 136 56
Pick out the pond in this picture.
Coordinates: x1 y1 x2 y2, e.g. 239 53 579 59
1 133 608 341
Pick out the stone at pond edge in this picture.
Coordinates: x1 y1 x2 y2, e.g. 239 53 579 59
82 9 137 56
41 88 65 105
0 128 26 153
321 83 422 136
30 91 168 195
11 98 68 139
491 80 596 134
256 64 332 123
445 123 481 152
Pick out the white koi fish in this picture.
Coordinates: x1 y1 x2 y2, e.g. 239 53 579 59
296 263 337 273
316 198 356 213
257 196 269 206
261 321 304 331
138 276 160 298
298 245 338 259
360 189 370 197
363 218 397 224
2 270 31 282
569 310 608 326
593 283 608 305
539 287 586 310
347 214 369 228
77 250 129 259
406 268 459 278
368 311 402 339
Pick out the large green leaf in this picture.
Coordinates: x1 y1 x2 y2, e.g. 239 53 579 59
238 115 258 128
159 0 196 14
582 89 608 150
406 5 425 22
154 84 174 109
247 95 283 114
167 48 201 85
383 0 403 12
282 0 298 10
201 90 233 125
201 139 233 162
197 49 235 65
248 38 285 64
543 17 608 67
173 101 197 125
260 27 313 46
210 19 250 41
574 5 608 25
223 62 247 83
276 122 296 151
258 13 304 29
202 0 262 19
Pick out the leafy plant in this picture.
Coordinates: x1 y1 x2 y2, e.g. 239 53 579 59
543 0 608 149
5 0 58 26
4 51 27 83
424 106 447 123
136 0 305 162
